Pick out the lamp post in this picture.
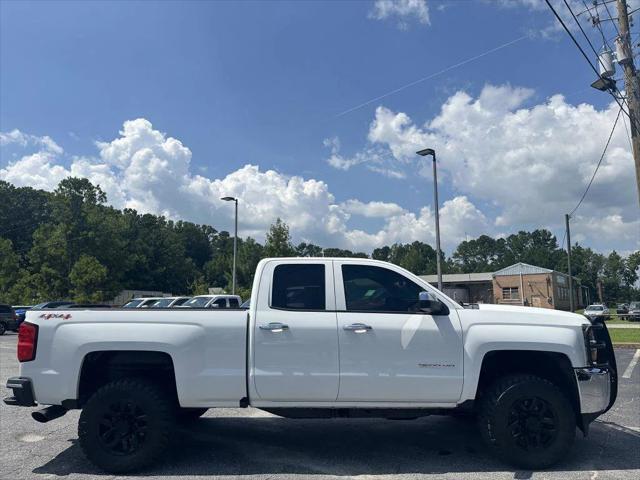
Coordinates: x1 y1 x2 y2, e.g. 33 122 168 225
221 196 238 295
416 148 443 291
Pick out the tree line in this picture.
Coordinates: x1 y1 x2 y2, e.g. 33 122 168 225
0 178 638 304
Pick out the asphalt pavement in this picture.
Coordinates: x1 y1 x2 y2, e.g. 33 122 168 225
0 332 638 480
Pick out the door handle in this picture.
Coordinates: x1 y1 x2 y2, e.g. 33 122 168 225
259 322 289 333
343 323 372 334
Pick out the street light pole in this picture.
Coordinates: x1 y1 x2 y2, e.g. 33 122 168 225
221 196 238 295
417 148 443 291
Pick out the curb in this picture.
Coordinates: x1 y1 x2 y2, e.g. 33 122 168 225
612 343 640 349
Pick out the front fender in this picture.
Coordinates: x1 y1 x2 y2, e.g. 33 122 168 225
459 323 587 402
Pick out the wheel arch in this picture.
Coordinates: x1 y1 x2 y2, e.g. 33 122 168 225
76 350 178 408
472 349 583 432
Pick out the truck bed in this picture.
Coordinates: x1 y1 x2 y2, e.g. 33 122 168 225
21 308 249 407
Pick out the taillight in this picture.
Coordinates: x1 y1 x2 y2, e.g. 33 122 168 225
17 322 38 362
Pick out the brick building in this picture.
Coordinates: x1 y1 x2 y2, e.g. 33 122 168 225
492 263 588 311
420 262 589 311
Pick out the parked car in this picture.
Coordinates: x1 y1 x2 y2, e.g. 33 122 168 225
180 294 242 309
148 296 191 308
0 304 19 335
122 297 164 308
12 305 32 327
5 257 617 472
616 303 629 314
64 304 112 309
628 301 640 321
32 301 75 309
584 304 610 320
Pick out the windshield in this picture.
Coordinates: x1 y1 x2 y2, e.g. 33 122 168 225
184 297 211 308
123 299 144 308
151 299 173 308
586 305 603 311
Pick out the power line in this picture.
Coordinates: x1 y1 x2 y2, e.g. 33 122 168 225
569 104 623 217
546 0 639 130
565 0 604 60
546 0 602 78
336 35 529 117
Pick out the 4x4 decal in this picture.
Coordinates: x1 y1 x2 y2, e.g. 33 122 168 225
39 313 72 320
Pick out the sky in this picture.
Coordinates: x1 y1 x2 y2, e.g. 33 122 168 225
1 0 638 254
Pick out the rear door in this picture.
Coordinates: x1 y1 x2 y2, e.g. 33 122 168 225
334 261 463 403
252 260 339 402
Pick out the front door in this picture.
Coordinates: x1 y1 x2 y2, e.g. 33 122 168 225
252 260 339 402
334 262 463 403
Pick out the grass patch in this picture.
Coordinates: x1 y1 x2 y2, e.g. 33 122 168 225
609 328 640 344
575 309 632 324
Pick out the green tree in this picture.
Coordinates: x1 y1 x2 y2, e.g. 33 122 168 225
296 242 323 257
0 238 20 302
0 181 53 258
569 245 605 299
323 247 368 258
452 235 506 273
69 255 108 302
264 218 295 257
372 245 391 262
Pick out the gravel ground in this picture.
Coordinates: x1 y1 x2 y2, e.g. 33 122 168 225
0 332 638 480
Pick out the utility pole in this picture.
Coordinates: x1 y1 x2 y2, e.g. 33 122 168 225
565 214 575 312
617 0 640 206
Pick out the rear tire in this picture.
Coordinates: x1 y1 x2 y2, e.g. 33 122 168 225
78 378 175 473
0 323 6 335
477 374 575 469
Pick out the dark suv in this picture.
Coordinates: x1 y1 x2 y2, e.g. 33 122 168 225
0 304 19 335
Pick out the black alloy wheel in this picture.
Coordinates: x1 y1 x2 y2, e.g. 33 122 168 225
507 396 558 451
97 400 149 455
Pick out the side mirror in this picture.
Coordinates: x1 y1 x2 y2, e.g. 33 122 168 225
418 291 449 316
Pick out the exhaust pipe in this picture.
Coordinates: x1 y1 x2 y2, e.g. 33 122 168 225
32 405 67 423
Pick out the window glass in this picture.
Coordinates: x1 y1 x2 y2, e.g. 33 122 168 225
211 298 227 308
502 287 519 300
272 264 325 310
184 297 210 308
151 298 172 308
172 298 189 306
123 300 143 308
342 265 422 313
229 298 240 308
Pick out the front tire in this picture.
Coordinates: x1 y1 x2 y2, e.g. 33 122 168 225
78 378 175 473
478 374 575 469
0 323 6 335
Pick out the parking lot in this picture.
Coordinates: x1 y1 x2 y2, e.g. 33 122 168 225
0 333 638 480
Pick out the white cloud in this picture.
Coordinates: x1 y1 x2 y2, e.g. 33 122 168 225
0 129 63 155
1 119 479 252
341 199 405 218
0 151 70 190
324 136 406 178
369 0 430 29
333 83 639 252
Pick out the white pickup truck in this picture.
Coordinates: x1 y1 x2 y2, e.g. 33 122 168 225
4 258 617 473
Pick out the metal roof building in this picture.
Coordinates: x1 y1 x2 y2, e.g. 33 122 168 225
493 263 553 276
